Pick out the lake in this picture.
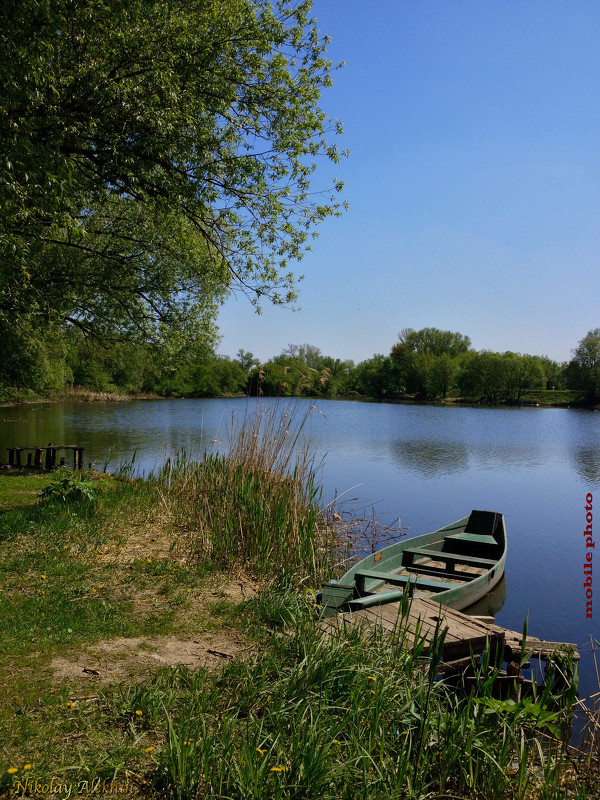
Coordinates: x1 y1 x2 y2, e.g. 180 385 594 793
2 396 598 704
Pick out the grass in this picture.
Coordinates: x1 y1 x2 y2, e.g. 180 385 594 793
156 402 337 583
0 402 598 799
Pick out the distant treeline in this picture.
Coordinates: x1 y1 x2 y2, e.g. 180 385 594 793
1 321 599 405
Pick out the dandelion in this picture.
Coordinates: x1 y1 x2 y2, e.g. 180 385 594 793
92 589 97 593
256 748 267 756
144 747 154 753
367 675 376 682
135 710 143 716
40 575 46 579
24 764 32 770
66 702 74 708
270 766 289 773
332 740 341 746
7 768 18 775
147 558 152 564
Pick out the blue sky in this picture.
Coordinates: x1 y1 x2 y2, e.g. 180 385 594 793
217 0 600 366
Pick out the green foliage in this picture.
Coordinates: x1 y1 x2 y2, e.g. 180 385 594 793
458 351 546 403
249 345 354 397
397 327 472 357
0 317 72 393
40 473 97 505
351 354 398 398
390 328 471 398
564 328 600 399
1 0 344 343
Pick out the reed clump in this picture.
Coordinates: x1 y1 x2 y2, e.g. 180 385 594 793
157 402 336 583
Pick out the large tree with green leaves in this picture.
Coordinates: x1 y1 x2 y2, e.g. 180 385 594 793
564 329 600 398
390 327 471 397
1 0 344 342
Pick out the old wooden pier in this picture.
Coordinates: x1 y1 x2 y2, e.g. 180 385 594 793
321 597 579 694
7 445 84 470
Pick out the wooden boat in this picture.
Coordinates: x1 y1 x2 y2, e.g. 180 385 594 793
320 510 507 614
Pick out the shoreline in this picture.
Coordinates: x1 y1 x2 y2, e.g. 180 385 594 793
1 387 595 410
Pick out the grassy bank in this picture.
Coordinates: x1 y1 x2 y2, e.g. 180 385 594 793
0 407 598 798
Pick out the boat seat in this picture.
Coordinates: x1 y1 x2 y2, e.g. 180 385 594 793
445 533 497 546
353 569 458 595
403 547 496 569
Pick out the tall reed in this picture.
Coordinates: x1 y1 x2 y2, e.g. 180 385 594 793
157 402 336 583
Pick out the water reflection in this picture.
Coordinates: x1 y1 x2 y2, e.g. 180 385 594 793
389 438 469 476
471 442 543 468
569 445 600 486
464 576 507 618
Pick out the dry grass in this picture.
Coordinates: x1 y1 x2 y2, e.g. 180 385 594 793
157 402 337 583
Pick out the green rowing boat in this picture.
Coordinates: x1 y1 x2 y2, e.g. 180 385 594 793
320 510 507 615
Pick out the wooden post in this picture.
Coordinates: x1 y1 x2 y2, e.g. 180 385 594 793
8 449 14 467
27 453 32 467
44 448 52 470
15 449 22 468
50 447 57 468
35 449 43 468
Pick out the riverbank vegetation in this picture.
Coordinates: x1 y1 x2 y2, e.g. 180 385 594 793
2 325 598 408
0 424 598 797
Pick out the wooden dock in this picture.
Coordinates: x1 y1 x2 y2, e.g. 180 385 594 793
320 596 579 665
7 445 84 470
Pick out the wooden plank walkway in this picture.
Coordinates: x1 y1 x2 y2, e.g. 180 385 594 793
320 597 579 663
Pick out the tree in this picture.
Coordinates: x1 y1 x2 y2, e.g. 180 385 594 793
565 329 600 398
236 349 260 374
0 0 344 342
351 355 396 399
390 328 471 398
497 353 545 403
396 328 471 358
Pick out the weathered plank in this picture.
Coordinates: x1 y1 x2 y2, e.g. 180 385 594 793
320 597 578 664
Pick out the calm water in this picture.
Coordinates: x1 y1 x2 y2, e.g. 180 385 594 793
2 397 599 700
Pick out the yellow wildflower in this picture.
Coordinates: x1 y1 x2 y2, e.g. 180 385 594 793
367 675 376 682
332 740 341 745
256 748 267 756
270 766 289 773
144 747 154 753
147 558 152 564
135 710 143 716
24 764 32 770
370 690 376 695
40 575 46 579
7 768 18 775
66 702 74 708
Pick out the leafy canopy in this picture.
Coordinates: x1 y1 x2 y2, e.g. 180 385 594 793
0 0 344 340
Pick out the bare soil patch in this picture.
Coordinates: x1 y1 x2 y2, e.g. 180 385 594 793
51 632 255 685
